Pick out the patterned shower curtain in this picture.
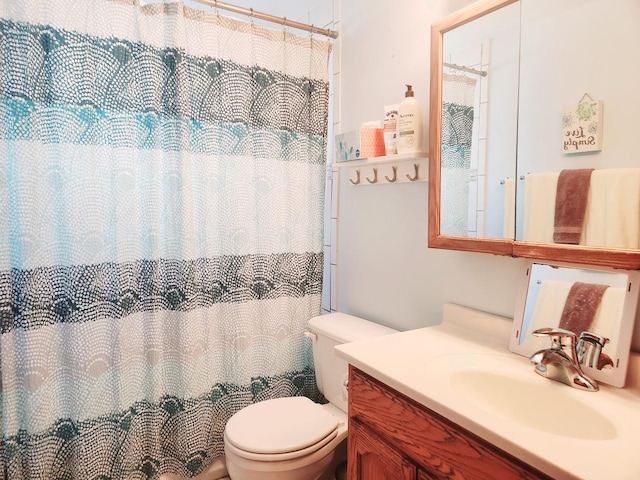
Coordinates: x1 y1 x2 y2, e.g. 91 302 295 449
440 73 477 236
0 0 331 478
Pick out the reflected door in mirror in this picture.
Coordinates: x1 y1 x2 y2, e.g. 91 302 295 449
516 0 640 250
436 1 520 241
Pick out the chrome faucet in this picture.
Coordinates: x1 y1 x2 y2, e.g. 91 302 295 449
577 331 610 369
529 328 600 392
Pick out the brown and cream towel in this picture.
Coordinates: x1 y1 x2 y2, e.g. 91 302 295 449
559 281 609 334
553 168 594 244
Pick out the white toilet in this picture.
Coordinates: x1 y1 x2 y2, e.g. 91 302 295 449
223 312 397 480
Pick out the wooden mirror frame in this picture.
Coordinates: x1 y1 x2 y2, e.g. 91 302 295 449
428 0 640 270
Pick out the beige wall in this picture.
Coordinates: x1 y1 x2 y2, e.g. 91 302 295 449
197 0 640 350
334 0 529 331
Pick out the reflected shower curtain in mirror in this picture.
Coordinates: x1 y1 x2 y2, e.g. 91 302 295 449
0 0 331 478
441 73 477 236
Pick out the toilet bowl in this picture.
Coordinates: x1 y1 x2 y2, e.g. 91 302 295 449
224 398 347 480
223 313 397 480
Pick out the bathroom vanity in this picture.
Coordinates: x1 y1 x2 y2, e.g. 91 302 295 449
348 366 549 479
336 304 640 480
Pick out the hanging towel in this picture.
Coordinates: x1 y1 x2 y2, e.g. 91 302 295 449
553 169 594 244
558 282 609 334
581 168 640 249
502 178 516 239
523 172 559 243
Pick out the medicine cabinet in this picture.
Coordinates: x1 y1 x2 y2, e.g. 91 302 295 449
428 0 640 269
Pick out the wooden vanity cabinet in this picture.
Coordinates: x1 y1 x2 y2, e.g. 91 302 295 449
347 366 552 480
349 420 418 480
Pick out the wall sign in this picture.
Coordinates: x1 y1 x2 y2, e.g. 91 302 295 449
562 93 603 154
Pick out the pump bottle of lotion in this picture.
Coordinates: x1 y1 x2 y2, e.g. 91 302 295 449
397 84 423 154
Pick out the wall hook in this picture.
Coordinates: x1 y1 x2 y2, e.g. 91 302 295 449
384 165 398 183
366 168 378 184
406 163 419 181
349 169 361 185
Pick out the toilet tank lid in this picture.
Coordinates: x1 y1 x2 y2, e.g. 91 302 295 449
308 312 398 344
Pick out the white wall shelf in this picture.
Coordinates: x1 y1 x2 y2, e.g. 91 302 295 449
335 152 428 185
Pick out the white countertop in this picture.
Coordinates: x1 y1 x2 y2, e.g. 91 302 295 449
335 305 640 480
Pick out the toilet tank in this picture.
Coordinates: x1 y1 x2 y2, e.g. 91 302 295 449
307 313 398 413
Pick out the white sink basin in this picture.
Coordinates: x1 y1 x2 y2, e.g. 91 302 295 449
425 353 617 440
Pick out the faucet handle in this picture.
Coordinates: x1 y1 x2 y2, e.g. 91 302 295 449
577 331 610 369
530 328 599 391
532 327 577 351
579 331 609 346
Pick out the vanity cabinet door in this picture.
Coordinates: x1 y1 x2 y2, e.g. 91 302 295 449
348 366 552 480
348 419 417 480
418 471 440 480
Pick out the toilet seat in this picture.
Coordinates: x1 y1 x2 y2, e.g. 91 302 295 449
224 397 340 461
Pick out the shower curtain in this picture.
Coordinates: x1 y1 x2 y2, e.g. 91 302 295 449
440 73 477 236
0 0 331 478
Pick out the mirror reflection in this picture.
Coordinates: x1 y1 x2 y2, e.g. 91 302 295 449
432 0 640 267
515 0 640 249
510 262 640 387
440 2 519 239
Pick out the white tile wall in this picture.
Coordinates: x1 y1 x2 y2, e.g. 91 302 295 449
322 245 331 311
325 4 340 313
330 264 338 311
324 0 341 313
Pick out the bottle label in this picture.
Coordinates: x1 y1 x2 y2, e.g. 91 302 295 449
398 114 415 137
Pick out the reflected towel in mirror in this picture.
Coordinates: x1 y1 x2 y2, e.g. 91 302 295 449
523 172 558 243
553 169 594 244
559 282 608 333
523 168 640 249
528 280 625 340
581 168 640 249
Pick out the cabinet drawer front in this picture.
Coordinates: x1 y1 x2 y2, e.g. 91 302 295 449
349 419 417 480
349 366 551 480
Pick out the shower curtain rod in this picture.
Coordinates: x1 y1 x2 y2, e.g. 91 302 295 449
444 62 487 77
192 0 339 39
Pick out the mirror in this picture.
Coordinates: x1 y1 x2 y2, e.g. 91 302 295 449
510 261 640 387
429 0 640 268
429 0 519 255
512 0 640 268
438 1 520 240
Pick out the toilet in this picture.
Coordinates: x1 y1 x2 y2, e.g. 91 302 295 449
223 312 397 480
